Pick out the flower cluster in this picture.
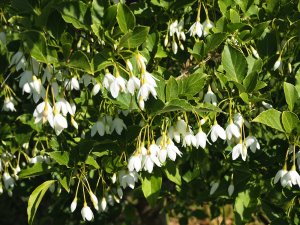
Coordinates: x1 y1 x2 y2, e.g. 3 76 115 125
91 115 127 137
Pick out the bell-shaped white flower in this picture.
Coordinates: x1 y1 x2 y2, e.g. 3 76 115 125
195 130 207 149
110 74 127 98
33 101 54 127
203 19 214 37
91 120 105 137
246 136 260 153
103 71 115 89
2 97 16 112
203 86 217 106
182 130 197 147
56 98 73 116
128 154 142 172
53 111 68 135
81 204 94 221
111 117 127 135
166 139 182 161
169 20 178 37
64 77 80 91
210 123 226 142
232 142 247 161
282 167 300 188
226 122 241 140
274 168 288 186
176 119 188 135
3 172 14 189
127 75 140 95
167 126 181 143
136 53 147 72
233 113 244 128
188 21 203 38
70 197 77 212
100 197 107 211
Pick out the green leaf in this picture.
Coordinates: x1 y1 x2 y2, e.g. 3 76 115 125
117 3 135 33
58 1 89 30
281 111 300 134
166 76 178 101
21 31 47 63
68 51 91 73
59 176 70 193
119 26 149 49
141 172 162 206
85 155 100 169
283 82 298 111
205 33 227 53
164 161 181 186
178 73 207 97
253 109 284 132
153 99 193 115
222 45 248 83
243 72 258 93
234 190 250 222
19 163 53 179
27 180 56 224
49 151 70 166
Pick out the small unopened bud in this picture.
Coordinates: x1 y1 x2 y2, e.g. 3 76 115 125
250 46 259 59
228 183 234 196
273 57 281 71
126 59 133 72
101 197 107 211
164 35 168 47
288 62 292 73
89 192 99 211
71 117 78 129
111 173 117 184
172 41 178 54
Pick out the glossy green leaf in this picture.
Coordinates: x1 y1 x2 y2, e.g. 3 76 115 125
19 163 53 179
141 172 162 206
117 3 135 33
68 51 92 73
119 26 149 49
49 151 70 167
27 180 56 224
222 45 248 83
283 82 298 111
166 76 178 101
281 111 300 134
253 109 284 132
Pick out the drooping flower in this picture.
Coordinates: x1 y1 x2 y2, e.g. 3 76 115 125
2 97 16 112
127 75 140 95
273 57 281 71
91 120 105 137
110 74 127 98
203 86 217 106
210 123 226 142
226 122 241 141
232 142 247 161
3 172 14 190
89 192 99 211
209 181 219 195
55 98 74 117
53 112 68 135
282 167 300 188
188 21 203 38
70 198 77 212
81 204 94 221
203 19 214 37
111 117 127 135
10 51 27 71
246 136 260 153
64 77 80 91
33 101 54 127
195 130 207 149
274 168 288 186
128 154 142 172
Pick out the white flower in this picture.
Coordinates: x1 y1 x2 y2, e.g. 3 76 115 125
56 98 73 116
169 20 178 37
2 97 16 112
232 143 247 161
176 119 188 135
117 187 123 199
89 192 99 211
29 155 45 164
53 112 68 135
188 21 203 38
64 77 80 91
273 57 281 71
3 172 14 189
210 181 219 195
210 123 226 142
226 122 240 140
167 126 181 143
110 75 127 98
172 41 178 54
250 46 259 59
111 117 127 135
91 120 105 137
103 72 115 89
228 183 234 196
33 101 54 127
100 197 107 211
19 70 33 93
203 19 214 37
195 130 207 149
42 66 53 84
127 75 140 95
70 198 77 212
128 154 142 172
166 139 182 161
118 170 139 189
246 136 260 153
92 83 101 96
136 53 147 72
138 96 145 110
203 87 217 106
104 115 113 134
262 101 273 109
282 168 300 188
81 205 94 221
182 130 197 147
274 168 288 186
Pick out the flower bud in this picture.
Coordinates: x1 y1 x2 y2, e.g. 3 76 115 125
273 57 281 71
89 192 99 211
70 198 77 212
